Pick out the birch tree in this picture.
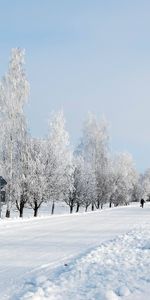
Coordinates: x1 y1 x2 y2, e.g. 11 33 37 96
111 153 138 206
27 138 47 217
0 48 29 217
141 169 150 201
77 113 110 209
46 111 74 214
69 155 96 213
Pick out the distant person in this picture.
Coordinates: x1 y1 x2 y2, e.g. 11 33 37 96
140 198 145 208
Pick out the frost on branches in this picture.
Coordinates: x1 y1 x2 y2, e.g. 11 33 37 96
0 48 143 218
46 111 74 214
0 48 29 217
109 153 138 207
76 114 110 211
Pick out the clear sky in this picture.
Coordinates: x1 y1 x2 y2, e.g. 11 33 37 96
0 0 150 171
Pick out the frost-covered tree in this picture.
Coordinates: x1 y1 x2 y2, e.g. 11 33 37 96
27 138 47 217
131 175 143 202
81 160 96 212
110 153 138 206
46 111 74 214
0 48 29 217
14 126 30 217
68 155 96 213
0 48 141 219
141 169 150 201
77 113 110 209
83 164 97 211
69 156 85 213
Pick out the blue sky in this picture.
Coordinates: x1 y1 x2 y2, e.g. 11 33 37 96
0 0 150 171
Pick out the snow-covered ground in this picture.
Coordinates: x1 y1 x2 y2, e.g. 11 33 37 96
0 203 150 299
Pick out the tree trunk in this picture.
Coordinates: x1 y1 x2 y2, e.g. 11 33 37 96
70 205 73 214
19 200 25 218
109 201 112 208
101 203 103 209
51 201 55 215
97 200 100 209
76 202 80 213
33 201 38 217
5 209 10 218
91 203 94 211
85 204 89 212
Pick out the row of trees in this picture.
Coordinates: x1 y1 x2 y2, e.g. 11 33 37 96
0 49 149 218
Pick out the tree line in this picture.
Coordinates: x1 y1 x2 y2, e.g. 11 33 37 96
0 49 149 218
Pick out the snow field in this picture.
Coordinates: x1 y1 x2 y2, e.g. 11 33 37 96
21 225 150 300
0 204 149 299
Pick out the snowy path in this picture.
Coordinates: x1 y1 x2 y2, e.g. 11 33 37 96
21 226 150 300
0 204 149 299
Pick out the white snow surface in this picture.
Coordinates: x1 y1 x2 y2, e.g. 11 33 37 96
0 204 150 299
